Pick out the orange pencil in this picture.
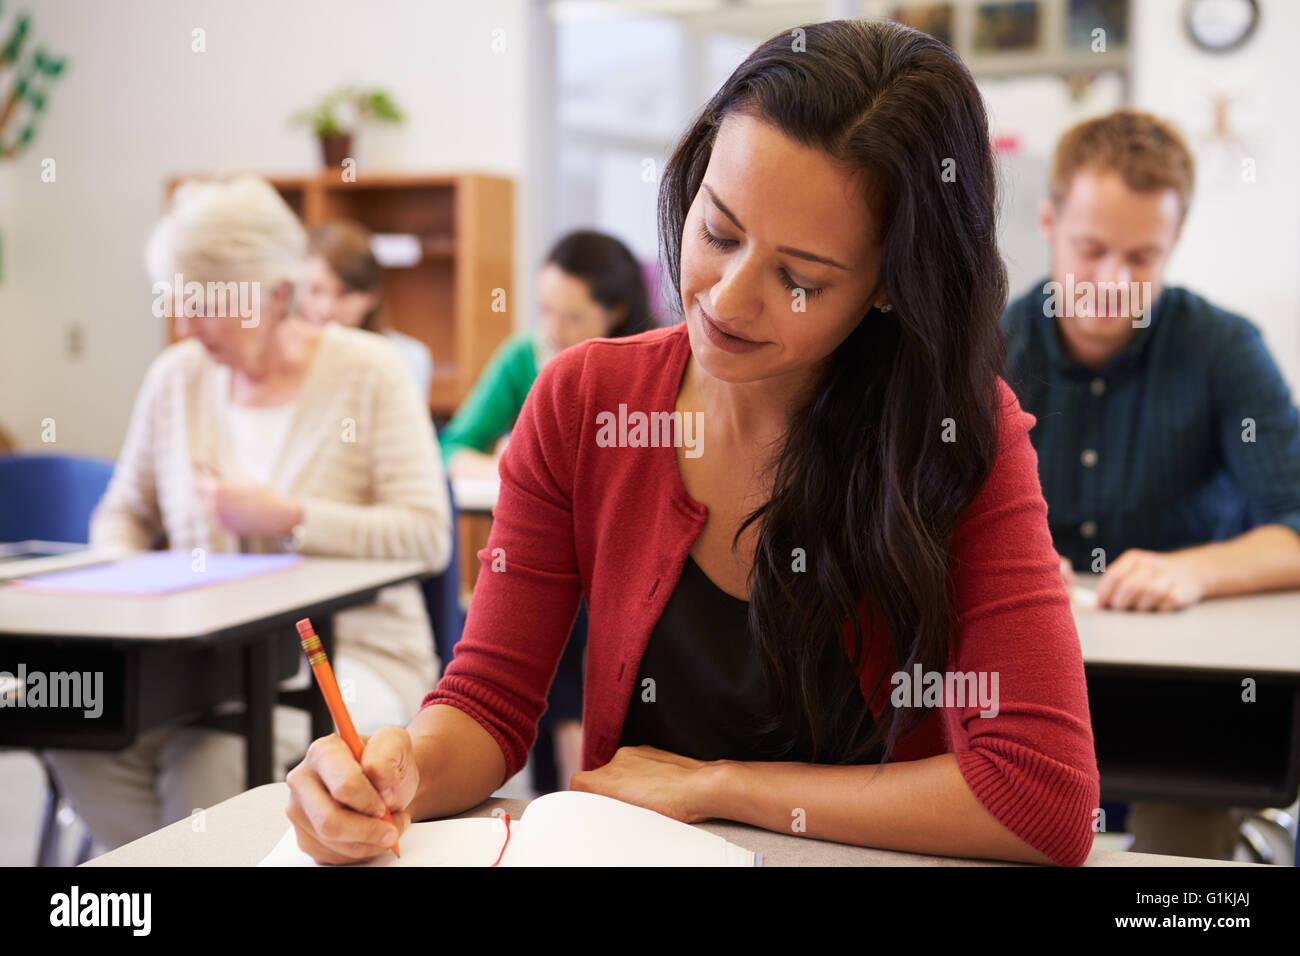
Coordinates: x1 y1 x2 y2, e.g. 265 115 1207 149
296 617 400 858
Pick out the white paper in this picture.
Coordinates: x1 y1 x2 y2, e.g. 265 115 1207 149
258 791 756 867
369 234 422 268
1070 584 1099 608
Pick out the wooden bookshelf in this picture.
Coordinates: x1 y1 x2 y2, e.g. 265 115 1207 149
164 172 514 419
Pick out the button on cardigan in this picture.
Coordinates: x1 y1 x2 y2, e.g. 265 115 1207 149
423 321 1100 866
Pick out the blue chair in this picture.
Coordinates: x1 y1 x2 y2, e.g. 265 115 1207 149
422 476 465 671
0 453 114 544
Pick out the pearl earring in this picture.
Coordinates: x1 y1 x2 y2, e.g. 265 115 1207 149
878 303 892 312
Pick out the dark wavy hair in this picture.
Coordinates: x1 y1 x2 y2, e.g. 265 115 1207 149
545 230 654 338
658 18 1007 764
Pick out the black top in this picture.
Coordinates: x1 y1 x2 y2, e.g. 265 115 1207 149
619 554 873 762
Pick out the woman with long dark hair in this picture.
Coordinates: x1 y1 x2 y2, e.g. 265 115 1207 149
285 19 1099 866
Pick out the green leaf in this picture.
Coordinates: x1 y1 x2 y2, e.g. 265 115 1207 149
19 124 33 145
365 90 403 122
322 86 351 111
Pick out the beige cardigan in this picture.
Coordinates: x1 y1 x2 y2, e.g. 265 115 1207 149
90 323 451 712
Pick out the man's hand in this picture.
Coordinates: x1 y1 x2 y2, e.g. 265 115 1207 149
1096 548 1206 612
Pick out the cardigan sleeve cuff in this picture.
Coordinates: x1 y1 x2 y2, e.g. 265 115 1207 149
420 675 539 782
293 496 346 556
956 739 1100 866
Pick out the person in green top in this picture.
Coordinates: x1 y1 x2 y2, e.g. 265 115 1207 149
440 229 653 795
440 230 655 479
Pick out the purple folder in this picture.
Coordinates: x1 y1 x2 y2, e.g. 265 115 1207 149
13 551 303 596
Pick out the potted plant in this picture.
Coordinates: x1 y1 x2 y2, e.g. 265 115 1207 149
289 86 404 168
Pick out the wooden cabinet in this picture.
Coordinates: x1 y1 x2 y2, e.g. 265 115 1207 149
164 172 514 419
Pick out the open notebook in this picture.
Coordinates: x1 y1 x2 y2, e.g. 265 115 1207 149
259 790 760 866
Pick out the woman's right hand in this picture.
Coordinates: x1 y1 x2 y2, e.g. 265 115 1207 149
285 724 420 864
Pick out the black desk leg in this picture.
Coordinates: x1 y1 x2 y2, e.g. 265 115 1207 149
244 636 276 787
310 617 336 742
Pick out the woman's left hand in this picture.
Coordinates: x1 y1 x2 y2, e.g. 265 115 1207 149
569 745 724 823
197 476 302 537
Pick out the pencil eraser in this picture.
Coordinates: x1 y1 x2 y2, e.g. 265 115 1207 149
295 618 315 639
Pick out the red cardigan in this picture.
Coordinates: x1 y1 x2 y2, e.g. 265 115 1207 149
423 322 1100 866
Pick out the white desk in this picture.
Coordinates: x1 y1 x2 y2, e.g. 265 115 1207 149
1071 576 1300 811
451 476 499 516
1074 575 1300 675
0 556 429 642
0 557 430 786
84 783 1260 867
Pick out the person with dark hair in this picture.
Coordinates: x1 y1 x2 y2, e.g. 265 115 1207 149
439 229 653 481
296 220 435 402
285 19 1099 866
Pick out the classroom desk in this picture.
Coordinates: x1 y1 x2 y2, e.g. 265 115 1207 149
83 782 1260 867
451 476 499 598
1073 576 1300 810
450 476 499 516
0 557 430 787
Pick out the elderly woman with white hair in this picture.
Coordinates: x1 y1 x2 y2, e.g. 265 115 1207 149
43 176 452 851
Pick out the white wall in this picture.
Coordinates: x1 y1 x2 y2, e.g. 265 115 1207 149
0 0 527 457
5 0 1299 463
982 71 1127 298
1128 0 1300 391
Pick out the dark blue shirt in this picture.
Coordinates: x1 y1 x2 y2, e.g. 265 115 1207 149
1000 279 1300 571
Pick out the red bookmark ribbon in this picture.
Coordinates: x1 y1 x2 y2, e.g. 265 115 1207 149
490 813 511 867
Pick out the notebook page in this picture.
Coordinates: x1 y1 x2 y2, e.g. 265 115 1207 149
502 790 755 866
258 817 502 867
